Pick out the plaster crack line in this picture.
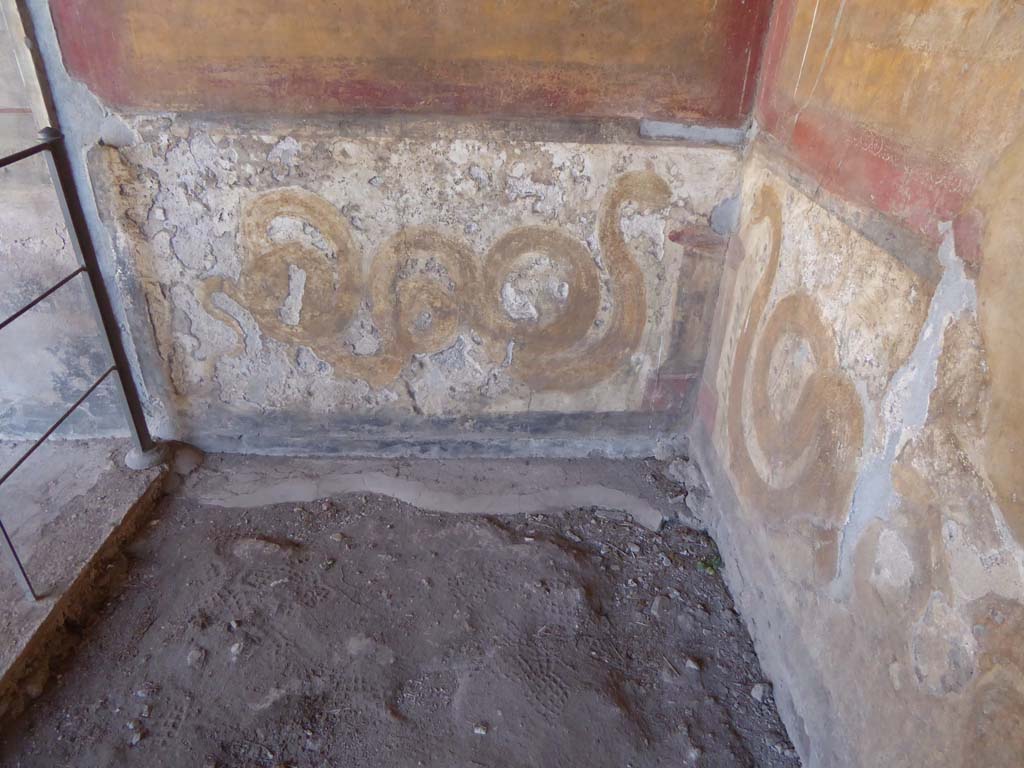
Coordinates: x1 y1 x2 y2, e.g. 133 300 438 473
793 0 848 127
831 223 977 599
793 0 823 99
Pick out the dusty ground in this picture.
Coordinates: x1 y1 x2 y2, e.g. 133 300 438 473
0 460 799 767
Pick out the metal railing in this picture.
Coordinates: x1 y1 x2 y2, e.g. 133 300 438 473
1 128 157 600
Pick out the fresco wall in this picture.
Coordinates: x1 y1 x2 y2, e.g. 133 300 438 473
10 0 769 452
14 0 1024 759
756 0 1024 242
695 2 1024 766
92 118 740 453
49 0 772 126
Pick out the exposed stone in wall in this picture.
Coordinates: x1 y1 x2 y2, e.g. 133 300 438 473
696 142 1024 768
91 118 739 452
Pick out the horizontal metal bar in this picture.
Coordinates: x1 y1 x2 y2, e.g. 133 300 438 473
0 267 86 333
0 135 58 170
0 366 115 489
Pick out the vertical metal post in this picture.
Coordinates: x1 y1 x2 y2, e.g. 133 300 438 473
39 129 157 456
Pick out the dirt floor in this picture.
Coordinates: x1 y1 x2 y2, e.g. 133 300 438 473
0 459 800 767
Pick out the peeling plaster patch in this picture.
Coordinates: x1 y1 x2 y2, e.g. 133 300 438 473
835 224 978 596
210 291 262 357
910 591 977 696
501 282 539 321
765 334 814 423
942 518 1024 604
446 140 480 166
341 304 382 357
498 252 571 323
710 194 741 235
93 119 738 431
296 346 329 375
620 205 666 262
268 136 301 166
279 265 306 326
268 216 332 256
504 162 566 218
405 336 491 417
97 115 138 148
546 146 593 187
888 661 903 692
213 336 399 415
871 529 915 593
468 164 491 188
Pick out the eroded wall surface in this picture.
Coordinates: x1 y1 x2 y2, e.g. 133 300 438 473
93 118 739 453
695 2 1024 765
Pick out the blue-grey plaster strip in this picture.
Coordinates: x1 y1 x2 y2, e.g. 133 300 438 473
640 120 748 147
832 223 977 598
